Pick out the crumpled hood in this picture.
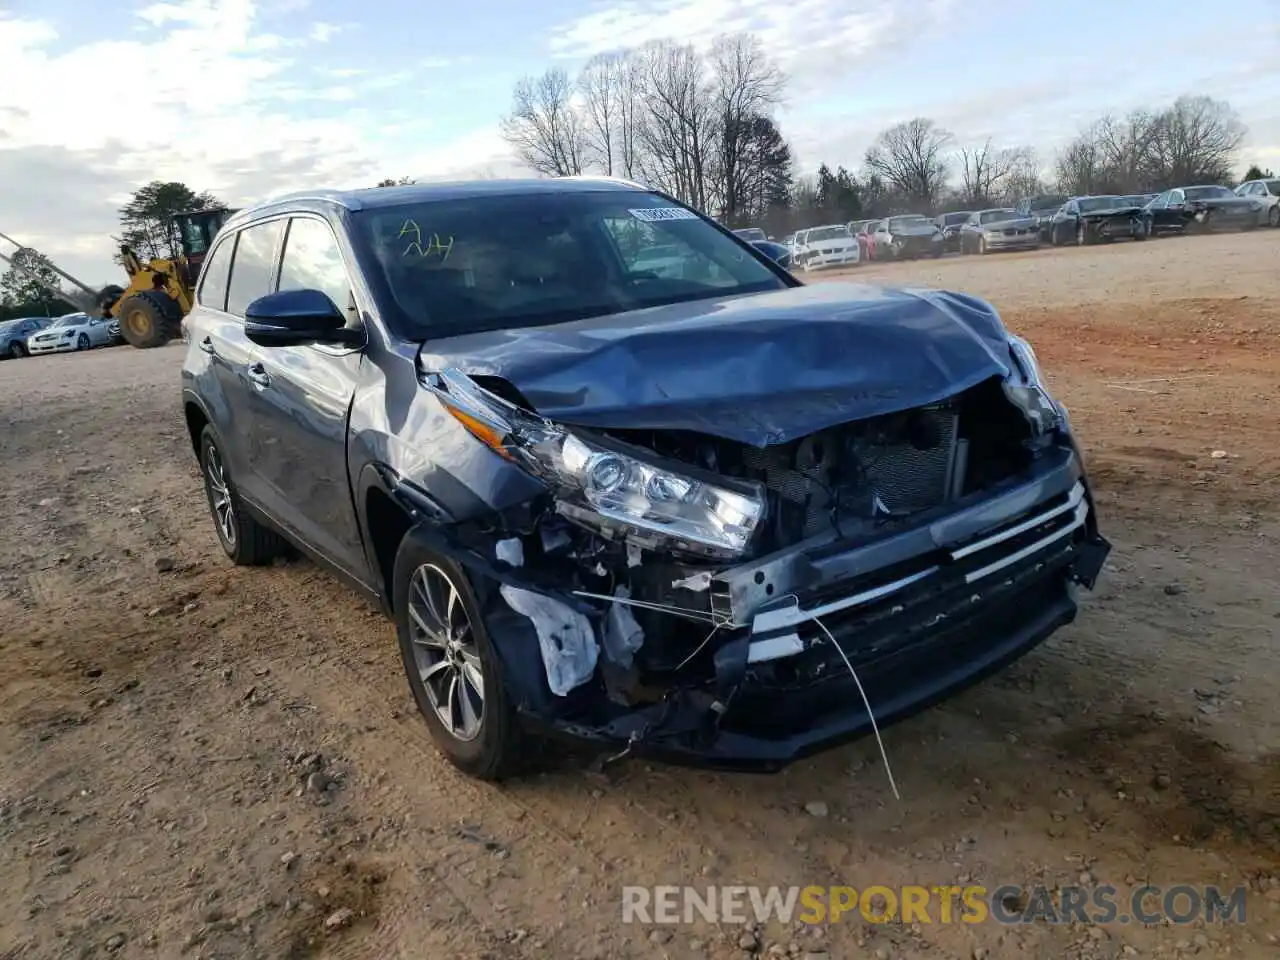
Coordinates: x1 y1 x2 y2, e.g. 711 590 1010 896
418 284 1015 447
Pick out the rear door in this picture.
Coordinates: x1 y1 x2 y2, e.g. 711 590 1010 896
243 215 368 578
212 218 286 503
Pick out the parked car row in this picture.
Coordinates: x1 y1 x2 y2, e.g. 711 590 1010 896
745 179 1280 274
0 312 124 359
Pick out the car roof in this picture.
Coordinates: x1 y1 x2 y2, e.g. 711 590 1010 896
225 176 651 228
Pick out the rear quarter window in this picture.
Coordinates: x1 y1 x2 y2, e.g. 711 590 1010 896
225 220 285 317
197 236 234 311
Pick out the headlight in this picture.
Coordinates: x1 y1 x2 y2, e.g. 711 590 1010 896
62 330 76 338
422 369 765 557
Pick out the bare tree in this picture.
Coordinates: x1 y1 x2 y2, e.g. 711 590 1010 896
579 53 623 175
958 139 1024 207
1093 110 1160 191
500 68 588 176
1148 95 1245 186
708 32 784 223
635 40 716 209
1002 148 1046 202
1054 129 1107 196
864 118 953 207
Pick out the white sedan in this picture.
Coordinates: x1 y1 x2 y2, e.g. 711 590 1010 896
25 313 115 354
791 224 860 272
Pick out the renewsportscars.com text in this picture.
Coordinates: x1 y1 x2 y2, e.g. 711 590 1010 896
621 884 1248 926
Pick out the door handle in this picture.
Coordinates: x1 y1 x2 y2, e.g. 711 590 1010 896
198 336 215 355
247 363 271 388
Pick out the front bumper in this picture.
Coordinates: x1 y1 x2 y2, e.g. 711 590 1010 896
1086 217 1145 239
982 232 1040 250
889 238 942 258
803 250 860 270
483 445 1110 771
27 339 76 354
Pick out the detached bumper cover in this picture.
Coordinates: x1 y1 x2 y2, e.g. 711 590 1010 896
511 446 1111 770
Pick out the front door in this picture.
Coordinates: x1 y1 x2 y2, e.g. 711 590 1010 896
244 215 368 579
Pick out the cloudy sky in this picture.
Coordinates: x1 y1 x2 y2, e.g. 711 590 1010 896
2 0 1277 285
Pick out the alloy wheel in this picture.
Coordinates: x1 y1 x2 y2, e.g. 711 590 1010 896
1269 207 1279 228
77 333 90 350
204 444 237 548
407 563 485 742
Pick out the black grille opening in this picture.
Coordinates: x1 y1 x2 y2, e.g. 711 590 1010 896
602 377 1038 551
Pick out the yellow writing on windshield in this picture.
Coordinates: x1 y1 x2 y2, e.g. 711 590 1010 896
399 219 454 261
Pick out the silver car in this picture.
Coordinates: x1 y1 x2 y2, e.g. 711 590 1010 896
1235 178 1280 228
25 313 115 355
960 208 1042 254
0 316 52 359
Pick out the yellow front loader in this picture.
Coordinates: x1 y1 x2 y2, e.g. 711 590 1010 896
0 207 234 350
102 207 236 348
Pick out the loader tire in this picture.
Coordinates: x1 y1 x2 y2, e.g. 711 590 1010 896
116 291 182 349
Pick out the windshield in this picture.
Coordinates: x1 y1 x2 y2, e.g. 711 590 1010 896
732 227 767 241
355 191 788 339
1185 186 1233 200
1078 197 1122 213
806 226 851 242
887 216 931 230
978 209 1018 224
943 212 971 225
52 315 85 328
1121 196 1148 205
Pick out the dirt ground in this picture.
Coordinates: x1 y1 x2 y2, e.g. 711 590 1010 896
2 230 1278 960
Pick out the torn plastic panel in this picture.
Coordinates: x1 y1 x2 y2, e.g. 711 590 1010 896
499 585 598 697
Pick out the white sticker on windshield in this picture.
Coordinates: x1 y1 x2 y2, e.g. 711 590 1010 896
629 206 699 222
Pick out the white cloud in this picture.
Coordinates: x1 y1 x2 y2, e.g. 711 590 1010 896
0 1 506 284
548 0 957 96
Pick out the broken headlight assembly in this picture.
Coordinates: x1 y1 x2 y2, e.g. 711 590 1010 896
423 369 765 558
1005 334 1067 435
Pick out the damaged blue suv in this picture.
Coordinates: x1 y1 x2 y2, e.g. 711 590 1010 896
181 178 1110 780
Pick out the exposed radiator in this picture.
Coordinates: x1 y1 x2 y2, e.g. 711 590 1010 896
742 406 960 534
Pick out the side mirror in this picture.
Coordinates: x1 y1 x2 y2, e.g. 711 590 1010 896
244 289 364 347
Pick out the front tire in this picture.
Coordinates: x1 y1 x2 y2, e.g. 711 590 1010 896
1268 207 1279 228
10 342 26 359
978 236 988 255
393 531 523 780
199 426 286 565
76 333 90 351
116 291 182 349
1076 223 1088 246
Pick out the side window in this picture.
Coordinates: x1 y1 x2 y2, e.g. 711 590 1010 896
197 236 235 311
225 220 284 316
278 218 353 319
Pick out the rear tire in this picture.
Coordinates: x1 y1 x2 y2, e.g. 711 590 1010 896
393 529 524 781
1268 207 1279 228
116 291 182 349
199 426 286 565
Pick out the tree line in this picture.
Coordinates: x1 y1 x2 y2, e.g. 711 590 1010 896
498 31 1260 235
